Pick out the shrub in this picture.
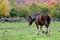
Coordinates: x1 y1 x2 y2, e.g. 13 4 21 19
10 8 18 17
18 9 28 18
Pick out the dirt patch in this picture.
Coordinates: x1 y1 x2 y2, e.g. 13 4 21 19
0 28 22 30
0 27 29 30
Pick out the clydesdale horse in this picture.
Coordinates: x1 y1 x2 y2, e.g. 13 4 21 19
28 13 52 35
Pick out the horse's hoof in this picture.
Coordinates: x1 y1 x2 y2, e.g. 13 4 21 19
45 32 50 35
36 33 39 35
45 32 48 34
42 31 45 33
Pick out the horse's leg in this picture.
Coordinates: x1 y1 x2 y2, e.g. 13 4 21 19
36 23 40 35
45 25 50 35
45 21 50 35
40 26 45 33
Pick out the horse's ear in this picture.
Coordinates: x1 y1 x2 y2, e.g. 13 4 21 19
29 16 32 19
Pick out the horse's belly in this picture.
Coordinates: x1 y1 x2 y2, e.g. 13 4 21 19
39 22 44 26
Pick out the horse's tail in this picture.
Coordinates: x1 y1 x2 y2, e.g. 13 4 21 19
47 16 51 25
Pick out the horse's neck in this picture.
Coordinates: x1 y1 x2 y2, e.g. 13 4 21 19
31 14 39 20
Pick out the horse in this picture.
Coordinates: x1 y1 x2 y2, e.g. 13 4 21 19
28 13 52 35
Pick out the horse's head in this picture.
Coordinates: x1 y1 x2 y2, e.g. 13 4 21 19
28 16 34 25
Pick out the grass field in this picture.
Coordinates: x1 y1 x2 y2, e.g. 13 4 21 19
0 21 60 40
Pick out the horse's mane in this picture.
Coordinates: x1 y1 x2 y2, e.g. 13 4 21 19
31 14 40 21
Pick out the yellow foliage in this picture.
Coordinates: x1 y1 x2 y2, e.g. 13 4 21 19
0 0 10 17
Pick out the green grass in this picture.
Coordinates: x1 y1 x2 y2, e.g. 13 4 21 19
0 21 60 40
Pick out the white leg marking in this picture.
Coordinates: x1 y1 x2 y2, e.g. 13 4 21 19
36 29 40 35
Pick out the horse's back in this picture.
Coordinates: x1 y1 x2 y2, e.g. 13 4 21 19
35 14 44 26
35 14 51 26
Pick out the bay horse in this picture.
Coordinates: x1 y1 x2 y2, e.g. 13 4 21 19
28 13 52 35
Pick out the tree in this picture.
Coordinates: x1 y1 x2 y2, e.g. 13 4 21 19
29 3 41 16
49 3 60 18
53 3 60 18
55 3 60 11
10 8 18 17
41 7 49 14
0 0 10 17
18 8 28 18
8 0 17 8
40 3 49 14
